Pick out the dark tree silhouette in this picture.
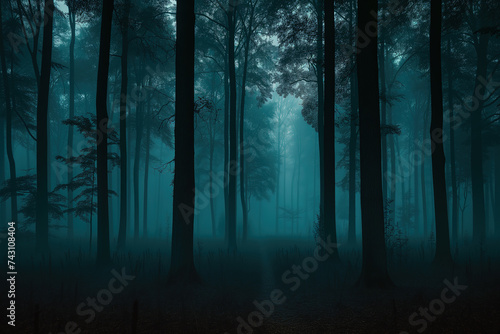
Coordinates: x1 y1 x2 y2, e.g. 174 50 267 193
430 0 452 264
117 0 131 249
470 0 489 245
356 0 391 288
0 2 17 222
95 0 114 265
323 0 338 259
227 0 238 252
169 0 198 282
35 0 55 252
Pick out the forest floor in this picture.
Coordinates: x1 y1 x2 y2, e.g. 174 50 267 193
2 234 500 334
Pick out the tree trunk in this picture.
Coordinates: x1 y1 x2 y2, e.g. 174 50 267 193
239 8 253 241
430 0 452 264
95 0 114 265
0 3 17 222
227 0 238 252
446 37 458 244
471 27 489 245
356 0 391 287
323 0 338 259
143 97 151 237
169 0 198 282
117 0 130 249
421 120 428 238
223 33 230 242
275 124 281 234
67 3 76 238
316 0 325 236
495 148 500 238
35 0 55 253
348 0 358 244
133 90 144 241
379 5 388 201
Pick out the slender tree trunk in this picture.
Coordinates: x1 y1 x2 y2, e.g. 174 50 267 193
67 3 76 238
388 105 396 224
495 148 500 238
35 0 55 252
323 0 338 259
444 38 458 244
356 0 391 287
169 0 198 282
348 0 358 244
95 0 114 265
143 98 151 237
471 28 489 245
227 0 238 252
296 131 301 235
209 137 216 236
133 94 144 240
223 34 230 242
316 0 325 235
239 9 253 241
275 125 281 234
0 3 17 222
421 121 428 238
379 5 388 201
430 0 452 264
117 0 130 249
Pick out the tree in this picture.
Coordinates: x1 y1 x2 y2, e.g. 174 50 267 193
0 2 18 222
429 0 452 264
470 0 489 245
35 0 55 252
117 0 131 249
227 0 237 252
95 0 114 265
356 0 391 288
169 0 198 282
323 0 338 259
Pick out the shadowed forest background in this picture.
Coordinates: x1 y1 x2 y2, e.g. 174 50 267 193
1 0 500 333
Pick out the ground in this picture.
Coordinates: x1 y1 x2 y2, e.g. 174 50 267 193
3 235 500 333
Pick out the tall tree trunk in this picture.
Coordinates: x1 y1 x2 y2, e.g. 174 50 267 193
239 8 253 241
169 0 198 282
227 0 238 252
323 0 338 259
421 150 428 238
117 0 130 249
356 0 391 287
430 0 452 264
446 37 458 244
495 148 500 238
223 34 230 242
471 21 489 245
67 2 76 238
95 0 114 265
143 98 151 237
275 124 281 233
348 0 358 244
316 0 325 236
0 3 17 222
379 4 388 201
35 0 55 252
133 88 144 241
